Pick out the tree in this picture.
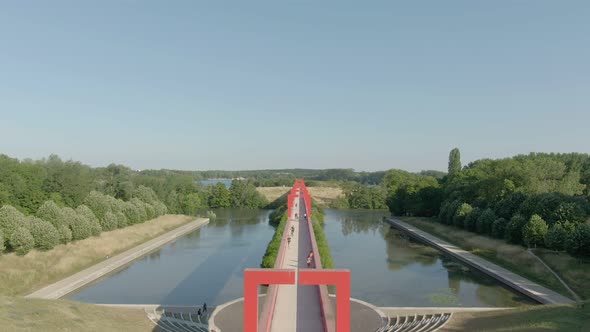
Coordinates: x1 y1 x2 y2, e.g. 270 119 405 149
491 218 508 238
464 207 482 232
448 148 462 177
453 203 472 228
103 212 119 231
116 212 128 228
29 217 60 250
10 227 35 255
523 214 548 248
76 205 102 236
0 230 5 254
476 208 496 235
566 223 590 256
61 207 92 241
84 191 112 221
0 205 29 245
123 202 141 225
36 200 64 228
207 183 231 208
505 214 527 244
130 198 148 222
544 222 573 251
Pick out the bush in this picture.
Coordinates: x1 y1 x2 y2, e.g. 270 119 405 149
123 202 141 225
29 217 60 250
10 227 35 255
131 198 148 222
84 191 113 221
505 214 527 244
544 222 573 251
103 212 119 231
566 223 590 256
523 214 549 247
491 218 508 238
153 202 167 217
144 203 156 220
58 224 72 244
133 185 159 205
60 207 91 241
76 205 102 236
452 203 472 228
464 207 482 232
476 208 496 235
0 230 5 254
36 200 65 228
0 205 29 244
116 212 128 228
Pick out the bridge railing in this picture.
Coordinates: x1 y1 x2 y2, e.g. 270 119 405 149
303 197 336 332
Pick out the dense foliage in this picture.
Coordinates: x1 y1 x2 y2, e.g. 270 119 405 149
385 150 590 257
0 182 168 255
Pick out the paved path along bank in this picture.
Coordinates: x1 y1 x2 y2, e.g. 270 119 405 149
386 218 574 305
26 218 209 300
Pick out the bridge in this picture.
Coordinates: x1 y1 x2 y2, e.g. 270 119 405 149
163 179 451 332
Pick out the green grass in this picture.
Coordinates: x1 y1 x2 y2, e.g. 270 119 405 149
310 206 334 269
444 303 590 332
0 295 153 332
261 209 287 268
400 217 574 299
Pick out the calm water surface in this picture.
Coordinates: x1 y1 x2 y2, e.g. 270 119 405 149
68 208 273 305
68 208 536 307
323 209 536 307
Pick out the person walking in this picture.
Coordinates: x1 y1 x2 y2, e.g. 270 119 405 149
307 256 312 268
291 225 295 236
287 236 291 247
203 302 207 313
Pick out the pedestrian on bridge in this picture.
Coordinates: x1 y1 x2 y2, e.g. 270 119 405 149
291 225 295 236
287 236 291 247
307 256 312 268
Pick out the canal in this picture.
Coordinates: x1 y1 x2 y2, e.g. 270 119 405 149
68 208 535 307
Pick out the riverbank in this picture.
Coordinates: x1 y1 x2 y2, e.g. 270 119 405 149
388 217 573 304
0 295 154 332
27 218 208 299
399 217 590 301
0 214 195 296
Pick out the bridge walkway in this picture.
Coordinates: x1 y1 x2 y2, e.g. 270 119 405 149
269 197 324 332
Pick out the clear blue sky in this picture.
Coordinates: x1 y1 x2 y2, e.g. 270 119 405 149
1 1 588 172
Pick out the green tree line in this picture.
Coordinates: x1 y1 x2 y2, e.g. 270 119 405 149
386 149 590 257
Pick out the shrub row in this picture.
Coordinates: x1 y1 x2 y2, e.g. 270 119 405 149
439 198 590 256
0 186 168 256
261 209 288 268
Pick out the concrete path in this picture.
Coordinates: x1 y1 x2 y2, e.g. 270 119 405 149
386 218 574 304
270 198 324 332
26 218 209 299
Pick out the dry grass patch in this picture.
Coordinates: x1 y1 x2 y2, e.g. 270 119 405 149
256 187 290 203
535 250 590 300
308 187 343 207
256 186 343 207
0 295 154 332
400 217 571 298
0 214 193 296
442 303 590 332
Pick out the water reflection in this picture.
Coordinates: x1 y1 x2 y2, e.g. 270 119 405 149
324 209 536 307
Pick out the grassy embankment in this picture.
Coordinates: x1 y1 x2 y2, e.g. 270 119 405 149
256 186 343 208
0 214 194 296
261 202 334 269
0 296 154 332
400 217 590 300
442 303 590 332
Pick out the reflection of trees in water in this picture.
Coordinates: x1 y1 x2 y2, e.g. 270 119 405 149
383 227 439 271
148 251 161 261
340 214 384 236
